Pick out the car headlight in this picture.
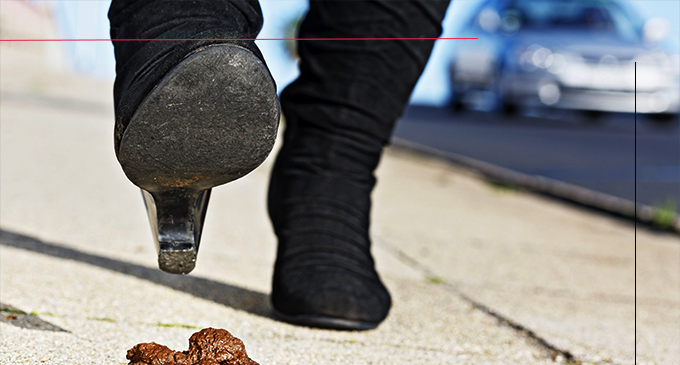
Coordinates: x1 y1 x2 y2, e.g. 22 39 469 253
548 54 567 74
532 47 553 68
519 44 541 71
519 45 562 72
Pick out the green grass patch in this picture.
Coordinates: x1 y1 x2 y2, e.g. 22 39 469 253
87 317 115 323
347 340 356 345
156 323 199 329
0 308 27 315
425 275 446 285
652 198 678 229
487 181 517 194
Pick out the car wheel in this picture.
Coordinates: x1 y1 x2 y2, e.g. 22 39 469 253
495 76 515 117
581 110 605 123
450 91 466 112
501 100 517 116
649 113 678 123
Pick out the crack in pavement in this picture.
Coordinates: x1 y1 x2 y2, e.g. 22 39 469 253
2 228 627 363
374 237 584 364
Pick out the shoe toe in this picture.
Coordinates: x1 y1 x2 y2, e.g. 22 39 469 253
272 267 391 327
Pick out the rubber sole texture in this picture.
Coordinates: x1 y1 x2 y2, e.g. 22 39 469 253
118 44 280 274
118 44 279 191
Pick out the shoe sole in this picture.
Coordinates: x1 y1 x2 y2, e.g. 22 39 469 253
118 44 280 274
272 309 380 331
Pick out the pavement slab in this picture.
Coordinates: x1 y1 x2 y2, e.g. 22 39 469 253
1 66 554 365
2 53 677 365
0 238 549 365
372 148 680 365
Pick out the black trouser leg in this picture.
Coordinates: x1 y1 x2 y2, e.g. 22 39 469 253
108 0 268 152
269 0 451 328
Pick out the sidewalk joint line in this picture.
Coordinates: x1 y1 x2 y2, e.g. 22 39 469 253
374 237 579 363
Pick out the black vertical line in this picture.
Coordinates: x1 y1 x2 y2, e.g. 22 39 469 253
634 61 637 365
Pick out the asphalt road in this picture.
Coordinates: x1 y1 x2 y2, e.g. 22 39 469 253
394 106 680 209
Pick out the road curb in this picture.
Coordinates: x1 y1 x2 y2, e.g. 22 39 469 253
390 137 680 233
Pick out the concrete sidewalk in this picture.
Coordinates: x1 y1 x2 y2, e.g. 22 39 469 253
1 57 678 365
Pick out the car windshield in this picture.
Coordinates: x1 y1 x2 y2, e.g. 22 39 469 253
482 0 640 39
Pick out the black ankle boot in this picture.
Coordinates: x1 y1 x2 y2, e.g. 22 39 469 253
268 118 391 330
266 0 449 327
109 0 279 274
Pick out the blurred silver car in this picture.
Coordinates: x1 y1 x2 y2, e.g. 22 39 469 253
450 0 680 117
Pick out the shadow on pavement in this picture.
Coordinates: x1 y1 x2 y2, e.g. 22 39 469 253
0 302 69 332
0 229 272 319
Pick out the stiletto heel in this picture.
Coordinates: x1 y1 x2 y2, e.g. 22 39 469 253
115 44 280 274
141 188 211 274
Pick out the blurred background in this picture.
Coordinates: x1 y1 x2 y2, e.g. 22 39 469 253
1 0 679 224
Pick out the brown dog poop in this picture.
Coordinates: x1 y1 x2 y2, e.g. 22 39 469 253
126 328 259 365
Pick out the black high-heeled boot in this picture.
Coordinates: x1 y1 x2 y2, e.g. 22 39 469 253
109 0 279 274
268 0 450 329
268 115 392 330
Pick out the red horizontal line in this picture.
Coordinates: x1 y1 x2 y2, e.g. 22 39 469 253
0 37 477 42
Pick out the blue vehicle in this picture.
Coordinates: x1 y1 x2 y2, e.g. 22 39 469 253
449 0 679 117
